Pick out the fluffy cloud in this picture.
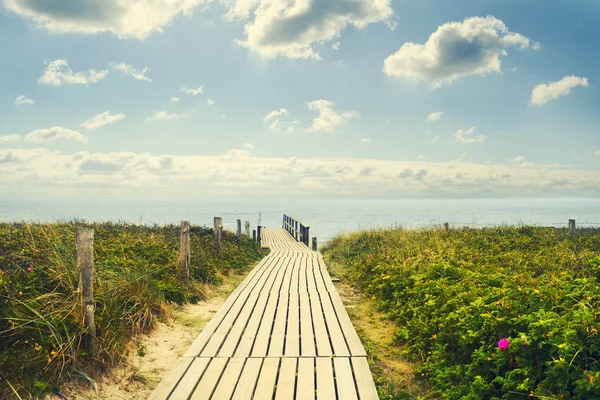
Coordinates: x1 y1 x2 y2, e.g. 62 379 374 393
15 95 35 106
113 63 151 82
39 59 108 86
24 126 87 143
170 97 181 103
455 127 486 144
146 110 189 121
384 16 537 86
2 148 600 199
263 108 289 122
530 76 589 105
3 0 211 39
360 138 371 143
426 111 443 122
510 156 525 163
81 111 126 130
0 134 21 143
181 86 204 95
229 0 395 59
306 99 356 133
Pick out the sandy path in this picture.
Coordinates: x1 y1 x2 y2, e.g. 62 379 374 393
45 275 245 400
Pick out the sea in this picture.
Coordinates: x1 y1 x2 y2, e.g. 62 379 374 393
1 198 600 244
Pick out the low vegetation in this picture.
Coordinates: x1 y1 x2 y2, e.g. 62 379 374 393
0 222 263 398
322 226 600 399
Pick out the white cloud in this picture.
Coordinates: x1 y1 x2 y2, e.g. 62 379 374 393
417 155 426 160
81 111 126 130
306 99 357 133
3 0 211 40
113 63 151 82
207 99 216 108
455 127 486 144
146 111 190 121
170 97 181 103
510 155 526 163
426 111 443 122
360 138 371 143
268 119 295 134
181 86 204 96
15 95 35 106
24 127 87 143
263 108 289 122
243 143 254 150
530 76 589 105
384 16 538 86
0 134 21 143
2 148 600 199
229 0 394 59
39 59 108 86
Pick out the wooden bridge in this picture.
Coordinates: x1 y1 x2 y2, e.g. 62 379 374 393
149 223 378 399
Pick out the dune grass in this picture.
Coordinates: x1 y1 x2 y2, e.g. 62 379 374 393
322 226 600 399
0 221 263 398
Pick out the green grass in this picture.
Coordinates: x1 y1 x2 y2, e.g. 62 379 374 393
322 226 600 399
0 221 263 398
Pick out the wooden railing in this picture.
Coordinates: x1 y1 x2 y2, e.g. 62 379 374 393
282 214 310 247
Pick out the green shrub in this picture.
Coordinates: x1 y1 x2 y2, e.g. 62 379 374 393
323 227 600 399
0 222 263 398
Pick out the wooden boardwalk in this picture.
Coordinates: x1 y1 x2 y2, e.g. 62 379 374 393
149 228 378 400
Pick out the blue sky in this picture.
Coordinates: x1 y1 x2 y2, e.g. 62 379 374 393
1 0 599 199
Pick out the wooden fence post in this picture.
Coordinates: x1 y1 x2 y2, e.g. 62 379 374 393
443 222 449 232
245 221 250 237
569 219 576 235
312 237 318 251
252 229 256 242
257 226 262 246
179 221 191 279
236 219 242 238
214 217 223 252
304 227 310 246
76 228 96 353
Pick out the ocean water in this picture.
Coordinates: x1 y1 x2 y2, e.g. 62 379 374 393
1 198 600 244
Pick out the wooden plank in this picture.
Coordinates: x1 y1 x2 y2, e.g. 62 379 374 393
300 291 316 357
268 291 289 357
189 358 229 400
351 357 379 400
253 358 279 400
309 291 332 357
333 358 358 400
184 257 271 357
231 358 262 400
319 291 350 357
329 290 367 357
217 292 259 357
312 260 329 294
234 290 270 357
298 259 308 292
274 357 297 400
211 358 246 400
289 261 300 293
315 358 336 400
148 357 193 400
285 291 300 356
168 358 210 400
306 266 317 292
297 357 315 400
251 291 279 357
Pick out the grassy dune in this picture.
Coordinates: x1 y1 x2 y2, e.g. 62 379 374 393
0 222 263 398
322 226 600 399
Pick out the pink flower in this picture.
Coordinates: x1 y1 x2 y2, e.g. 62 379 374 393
27 266 33 272
498 338 509 350
406 257 412 262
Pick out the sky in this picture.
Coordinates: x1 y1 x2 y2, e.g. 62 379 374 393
1 0 599 200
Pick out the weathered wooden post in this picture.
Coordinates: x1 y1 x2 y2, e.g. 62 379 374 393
245 221 250 237
214 217 223 252
76 228 96 353
312 237 318 251
236 219 242 238
257 226 262 246
569 219 576 236
304 226 310 246
443 222 449 232
179 221 191 279
252 229 256 242
295 221 299 241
